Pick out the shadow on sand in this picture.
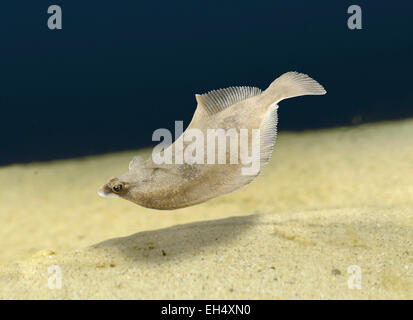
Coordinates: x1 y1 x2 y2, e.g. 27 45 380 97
91 214 259 264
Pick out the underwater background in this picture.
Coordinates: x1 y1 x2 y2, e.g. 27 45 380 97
0 0 412 165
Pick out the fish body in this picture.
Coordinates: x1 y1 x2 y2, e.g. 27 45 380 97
98 72 326 209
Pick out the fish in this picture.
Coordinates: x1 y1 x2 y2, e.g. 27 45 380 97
98 72 326 209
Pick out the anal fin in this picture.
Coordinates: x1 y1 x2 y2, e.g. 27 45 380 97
259 104 279 169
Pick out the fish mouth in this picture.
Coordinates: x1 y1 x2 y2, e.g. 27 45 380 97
97 185 120 198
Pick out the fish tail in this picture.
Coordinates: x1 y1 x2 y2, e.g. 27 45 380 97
263 72 326 105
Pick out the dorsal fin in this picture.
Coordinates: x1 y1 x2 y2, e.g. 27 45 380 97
195 86 262 116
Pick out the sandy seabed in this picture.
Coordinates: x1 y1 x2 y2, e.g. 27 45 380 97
0 119 412 299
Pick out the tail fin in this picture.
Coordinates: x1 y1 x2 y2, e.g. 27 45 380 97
264 72 326 104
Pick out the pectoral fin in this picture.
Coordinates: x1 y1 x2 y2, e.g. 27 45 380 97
129 156 144 171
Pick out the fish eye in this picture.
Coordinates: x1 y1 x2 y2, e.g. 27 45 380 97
112 183 123 193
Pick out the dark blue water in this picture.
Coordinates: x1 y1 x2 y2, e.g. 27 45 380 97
1 0 412 165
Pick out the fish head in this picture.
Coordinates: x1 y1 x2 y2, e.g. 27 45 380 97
97 176 128 199
97 167 149 201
